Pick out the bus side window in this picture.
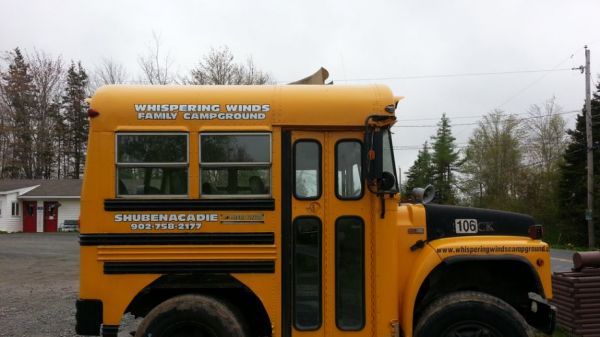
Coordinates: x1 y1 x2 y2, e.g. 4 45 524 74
293 216 322 330
200 133 271 198
116 133 189 197
336 140 363 199
336 216 365 331
294 140 321 200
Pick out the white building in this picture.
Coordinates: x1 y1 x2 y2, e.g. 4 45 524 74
0 180 81 233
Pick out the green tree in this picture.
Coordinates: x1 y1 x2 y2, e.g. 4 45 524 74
461 110 524 210
431 114 460 204
558 81 600 247
404 142 434 194
520 98 567 240
60 61 89 178
0 48 36 178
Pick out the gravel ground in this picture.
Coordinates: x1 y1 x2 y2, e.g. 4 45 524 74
0 233 138 337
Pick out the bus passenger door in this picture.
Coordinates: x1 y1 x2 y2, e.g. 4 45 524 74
326 132 373 336
288 130 372 337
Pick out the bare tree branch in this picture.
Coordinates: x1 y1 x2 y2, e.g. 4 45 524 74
92 57 128 90
28 49 64 178
137 32 174 85
187 46 272 85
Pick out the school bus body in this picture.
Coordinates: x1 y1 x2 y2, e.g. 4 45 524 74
77 85 554 337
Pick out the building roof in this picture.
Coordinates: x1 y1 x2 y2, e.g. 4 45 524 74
0 179 81 197
0 179 44 192
20 179 81 197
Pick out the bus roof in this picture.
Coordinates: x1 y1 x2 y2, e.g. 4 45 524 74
88 84 397 131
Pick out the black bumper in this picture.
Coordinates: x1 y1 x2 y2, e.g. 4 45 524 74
75 299 102 336
528 292 556 335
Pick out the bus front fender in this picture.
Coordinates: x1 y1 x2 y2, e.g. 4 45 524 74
400 244 442 337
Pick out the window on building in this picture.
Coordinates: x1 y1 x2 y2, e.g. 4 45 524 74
116 133 188 197
26 203 35 216
336 140 363 199
200 133 271 197
11 201 19 216
294 140 321 200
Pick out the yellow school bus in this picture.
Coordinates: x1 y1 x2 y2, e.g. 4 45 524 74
76 84 555 337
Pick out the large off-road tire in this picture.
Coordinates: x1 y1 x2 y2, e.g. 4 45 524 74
414 291 530 337
134 294 249 337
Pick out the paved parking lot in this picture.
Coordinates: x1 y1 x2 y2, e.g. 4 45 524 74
0 232 575 337
550 248 576 273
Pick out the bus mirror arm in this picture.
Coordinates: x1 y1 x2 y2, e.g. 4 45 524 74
410 240 426 251
365 124 384 195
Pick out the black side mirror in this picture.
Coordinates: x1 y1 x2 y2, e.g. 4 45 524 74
380 171 396 191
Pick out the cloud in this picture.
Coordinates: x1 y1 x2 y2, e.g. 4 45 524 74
1 0 598 172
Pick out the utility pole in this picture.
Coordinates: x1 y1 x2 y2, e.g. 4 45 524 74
576 46 595 248
584 46 595 248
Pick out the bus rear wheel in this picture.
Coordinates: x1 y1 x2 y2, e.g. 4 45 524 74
134 294 248 337
414 291 530 337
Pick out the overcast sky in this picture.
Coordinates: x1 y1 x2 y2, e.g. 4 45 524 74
2 0 599 178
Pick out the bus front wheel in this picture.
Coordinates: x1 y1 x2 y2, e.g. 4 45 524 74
414 291 530 337
135 294 248 337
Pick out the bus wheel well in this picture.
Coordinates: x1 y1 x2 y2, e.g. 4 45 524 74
413 258 543 329
126 274 272 337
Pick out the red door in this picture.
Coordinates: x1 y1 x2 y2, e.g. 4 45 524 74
43 202 58 232
22 201 37 233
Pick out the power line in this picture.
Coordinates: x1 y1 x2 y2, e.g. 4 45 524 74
396 108 583 122
328 68 573 82
396 144 586 173
394 121 480 128
494 48 584 109
519 147 586 168
394 131 574 151
394 140 570 151
393 110 580 128
397 114 503 122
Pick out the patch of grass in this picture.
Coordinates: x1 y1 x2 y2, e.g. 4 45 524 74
553 326 574 337
533 325 578 337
